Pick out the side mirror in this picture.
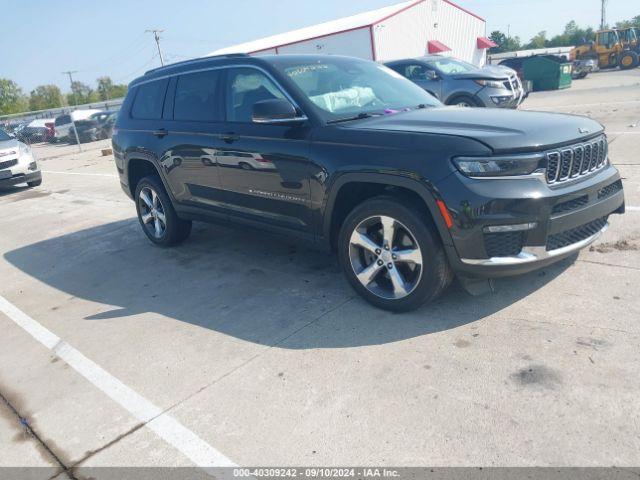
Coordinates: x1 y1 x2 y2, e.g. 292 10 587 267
252 99 307 124
425 70 438 80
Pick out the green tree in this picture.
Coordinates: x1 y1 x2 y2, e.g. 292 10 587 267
615 15 640 29
526 31 549 49
68 80 98 105
96 76 128 101
0 78 28 115
29 84 65 111
487 30 521 53
548 20 594 47
488 30 506 54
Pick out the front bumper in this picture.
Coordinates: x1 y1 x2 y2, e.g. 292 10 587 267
0 170 42 188
0 152 41 188
437 164 624 277
477 74 525 109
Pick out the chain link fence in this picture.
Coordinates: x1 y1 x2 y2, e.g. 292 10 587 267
0 98 124 147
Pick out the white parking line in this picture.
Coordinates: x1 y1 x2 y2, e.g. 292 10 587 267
628 206 640 212
0 295 236 474
42 170 118 178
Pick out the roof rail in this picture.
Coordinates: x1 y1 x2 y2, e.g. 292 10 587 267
144 53 249 76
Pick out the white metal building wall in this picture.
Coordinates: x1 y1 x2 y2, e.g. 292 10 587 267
425 0 486 65
372 1 430 61
276 28 374 60
373 0 486 65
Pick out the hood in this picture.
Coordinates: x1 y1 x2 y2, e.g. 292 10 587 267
343 107 604 153
450 64 515 81
0 139 20 157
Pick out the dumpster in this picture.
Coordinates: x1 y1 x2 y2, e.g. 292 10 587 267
523 56 573 91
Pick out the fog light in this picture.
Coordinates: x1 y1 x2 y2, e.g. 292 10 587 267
491 95 512 105
28 161 38 171
483 222 537 233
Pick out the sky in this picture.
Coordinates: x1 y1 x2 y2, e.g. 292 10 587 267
3 0 637 93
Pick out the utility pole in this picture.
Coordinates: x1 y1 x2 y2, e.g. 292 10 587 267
62 70 78 106
61 70 82 151
146 29 165 66
600 0 608 30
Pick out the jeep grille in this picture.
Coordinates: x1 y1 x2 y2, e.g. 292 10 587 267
546 135 607 184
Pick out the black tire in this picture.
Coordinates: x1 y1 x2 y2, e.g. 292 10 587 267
619 51 639 70
134 175 192 247
446 95 480 108
27 179 42 188
338 196 453 312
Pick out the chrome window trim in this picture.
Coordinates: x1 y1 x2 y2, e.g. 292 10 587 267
132 63 306 120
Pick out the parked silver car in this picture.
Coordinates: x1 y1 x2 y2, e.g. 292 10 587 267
0 128 42 189
385 55 525 108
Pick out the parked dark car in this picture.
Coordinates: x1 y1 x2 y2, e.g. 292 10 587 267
497 57 527 80
112 54 625 311
74 111 118 143
16 124 49 143
386 55 525 108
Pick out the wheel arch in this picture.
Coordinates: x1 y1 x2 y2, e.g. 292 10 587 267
322 173 453 251
124 153 171 200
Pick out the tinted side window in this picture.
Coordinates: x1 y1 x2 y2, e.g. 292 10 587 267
131 80 167 119
404 64 429 80
174 70 221 122
226 68 285 123
55 115 70 126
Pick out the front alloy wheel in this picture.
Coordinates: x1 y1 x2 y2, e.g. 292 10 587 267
349 215 423 300
339 196 452 312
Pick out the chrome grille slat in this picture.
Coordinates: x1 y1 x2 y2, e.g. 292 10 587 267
570 146 583 177
546 135 608 185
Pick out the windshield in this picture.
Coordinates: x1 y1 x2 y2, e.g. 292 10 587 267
0 128 12 141
426 57 478 74
271 57 441 120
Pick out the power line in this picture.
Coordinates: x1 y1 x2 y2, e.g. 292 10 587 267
114 53 160 83
77 32 149 73
146 29 165 66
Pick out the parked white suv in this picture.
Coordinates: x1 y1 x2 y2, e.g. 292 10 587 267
53 109 103 143
0 128 42 188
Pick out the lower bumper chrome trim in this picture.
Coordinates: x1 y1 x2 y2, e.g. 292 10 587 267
460 223 608 266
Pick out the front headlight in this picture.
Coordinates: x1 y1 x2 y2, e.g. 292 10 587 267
474 79 505 89
453 154 544 178
19 142 32 157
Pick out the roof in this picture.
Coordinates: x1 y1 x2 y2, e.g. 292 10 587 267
209 0 484 56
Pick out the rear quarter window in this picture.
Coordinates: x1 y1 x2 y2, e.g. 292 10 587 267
131 79 168 120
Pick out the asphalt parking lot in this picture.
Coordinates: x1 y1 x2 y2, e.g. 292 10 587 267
1 68 639 479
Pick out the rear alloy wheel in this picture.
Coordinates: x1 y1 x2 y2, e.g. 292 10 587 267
139 186 167 239
339 196 452 312
135 175 192 247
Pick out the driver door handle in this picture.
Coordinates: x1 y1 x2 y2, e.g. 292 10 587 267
153 129 168 138
221 133 239 144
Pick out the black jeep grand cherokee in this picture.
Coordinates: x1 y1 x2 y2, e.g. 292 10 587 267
112 54 625 312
